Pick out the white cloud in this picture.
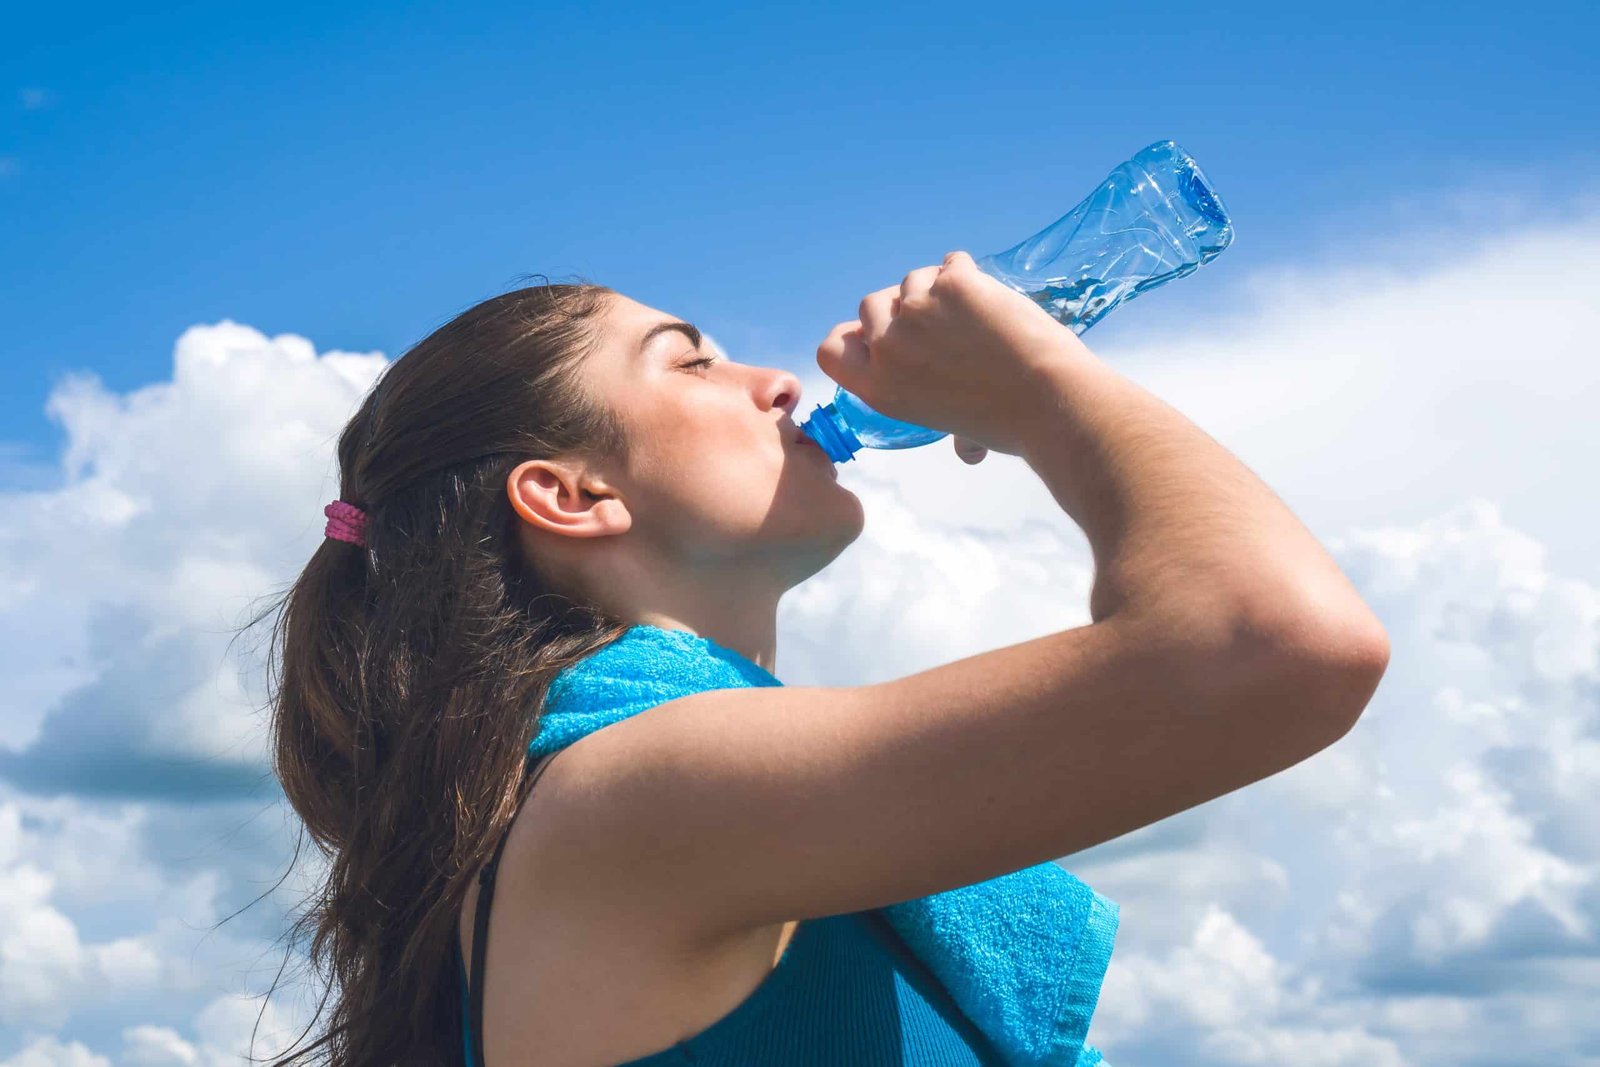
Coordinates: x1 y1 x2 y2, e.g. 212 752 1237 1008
0 1036 108 1067
0 859 86 1031
0 790 309 1045
118 1026 198 1067
1065 496 1600 1064
1093 904 1411 1067
0 321 385 790
1 204 1597 1063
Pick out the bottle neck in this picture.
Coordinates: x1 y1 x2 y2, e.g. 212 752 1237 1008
804 402 861 463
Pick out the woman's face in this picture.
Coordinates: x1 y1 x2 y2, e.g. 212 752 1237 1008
571 291 864 587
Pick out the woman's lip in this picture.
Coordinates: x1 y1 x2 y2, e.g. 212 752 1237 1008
799 436 835 471
791 426 833 462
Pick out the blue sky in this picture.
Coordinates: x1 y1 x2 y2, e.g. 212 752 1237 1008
3 5 1599 1066
3 0 1595 477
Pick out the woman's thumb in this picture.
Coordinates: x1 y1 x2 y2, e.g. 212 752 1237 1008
817 319 868 383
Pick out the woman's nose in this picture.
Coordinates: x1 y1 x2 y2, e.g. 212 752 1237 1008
765 367 803 418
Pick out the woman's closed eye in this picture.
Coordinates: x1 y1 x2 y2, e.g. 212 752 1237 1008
676 353 718 374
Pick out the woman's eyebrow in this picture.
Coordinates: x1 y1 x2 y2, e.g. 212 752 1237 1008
637 320 702 355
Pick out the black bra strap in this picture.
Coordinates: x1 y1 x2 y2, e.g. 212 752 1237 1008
467 749 562 1067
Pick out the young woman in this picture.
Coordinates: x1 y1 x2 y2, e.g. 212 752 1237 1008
261 251 1390 1065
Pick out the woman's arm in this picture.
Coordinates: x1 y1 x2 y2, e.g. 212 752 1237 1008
516 335 1388 938
1019 345 1389 672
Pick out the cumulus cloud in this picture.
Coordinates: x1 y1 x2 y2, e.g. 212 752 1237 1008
0 788 313 1059
0 1035 109 1067
0 323 386 794
1 203 1596 1062
1072 497 1599 1065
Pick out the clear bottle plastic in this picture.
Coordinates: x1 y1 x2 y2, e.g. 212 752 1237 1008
800 140 1234 463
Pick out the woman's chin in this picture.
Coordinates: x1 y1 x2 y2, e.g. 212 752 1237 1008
827 488 866 539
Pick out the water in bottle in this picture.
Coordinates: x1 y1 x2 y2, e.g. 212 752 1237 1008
800 140 1234 463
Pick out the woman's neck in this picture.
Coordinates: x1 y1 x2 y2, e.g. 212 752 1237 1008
632 607 779 675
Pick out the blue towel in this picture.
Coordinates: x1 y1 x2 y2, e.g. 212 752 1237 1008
531 623 1120 1067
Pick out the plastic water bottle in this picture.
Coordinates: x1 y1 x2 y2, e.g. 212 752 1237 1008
799 140 1234 463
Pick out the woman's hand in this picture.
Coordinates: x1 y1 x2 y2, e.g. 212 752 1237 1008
817 250 1082 459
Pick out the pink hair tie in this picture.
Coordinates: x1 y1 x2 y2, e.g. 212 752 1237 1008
324 500 368 547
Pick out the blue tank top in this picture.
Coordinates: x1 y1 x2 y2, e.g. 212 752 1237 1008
456 752 1006 1066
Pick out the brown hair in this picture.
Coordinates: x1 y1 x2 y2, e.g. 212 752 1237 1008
244 277 635 1065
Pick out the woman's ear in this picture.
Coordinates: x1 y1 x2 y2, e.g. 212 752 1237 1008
506 459 633 539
